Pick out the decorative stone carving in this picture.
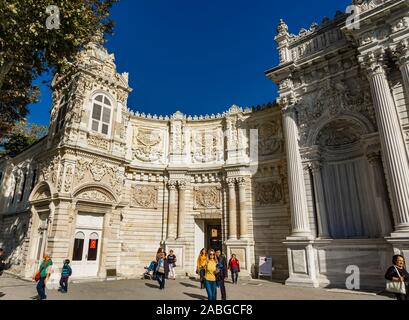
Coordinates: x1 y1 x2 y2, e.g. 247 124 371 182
131 185 158 209
191 130 222 163
77 190 109 202
76 159 89 182
316 119 365 147
133 128 163 162
90 159 107 182
57 164 64 192
88 134 109 150
193 186 221 209
258 122 284 155
255 181 284 205
64 165 74 193
108 167 124 196
352 0 390 13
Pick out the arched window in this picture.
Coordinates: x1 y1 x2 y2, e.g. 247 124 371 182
73 232 85 261
90 94 112 135
55 95 68 134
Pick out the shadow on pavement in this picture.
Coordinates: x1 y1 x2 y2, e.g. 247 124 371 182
180 282 198 289
145 283 160 289
184 292 207 300
0 292 5 298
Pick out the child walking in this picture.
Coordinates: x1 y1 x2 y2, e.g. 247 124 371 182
59 259 72 293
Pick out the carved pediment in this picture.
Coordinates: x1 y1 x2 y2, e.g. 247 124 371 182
75 187 115 203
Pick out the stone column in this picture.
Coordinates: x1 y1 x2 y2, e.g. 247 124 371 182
310 161 330 238
237 177 249 239
361 51 409 233
177 181 186 239
167 180 178 240
227 178 237 240
282 108 311 237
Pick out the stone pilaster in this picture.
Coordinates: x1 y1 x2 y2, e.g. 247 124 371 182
177 180 186 239
227 178 238 240
309 161 330 239
361 51 409 235
282 108 311 238
167 180 178 240
237 177 249 239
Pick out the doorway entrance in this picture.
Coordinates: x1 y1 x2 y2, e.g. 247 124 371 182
205 221 222 252
71 213 104 278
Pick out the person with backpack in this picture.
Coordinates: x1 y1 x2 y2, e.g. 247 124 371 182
33 254 53 300
167 250 177 280
59 259 72 293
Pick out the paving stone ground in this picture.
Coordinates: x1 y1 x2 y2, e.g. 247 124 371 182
0 273 394 300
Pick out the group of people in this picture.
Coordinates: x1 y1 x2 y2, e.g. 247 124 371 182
1 246 409 300
144 248 177 290
196 248 241 301
32 254 72 300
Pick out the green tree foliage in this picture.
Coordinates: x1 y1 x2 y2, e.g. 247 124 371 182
0 0 118 137
0 121 48 157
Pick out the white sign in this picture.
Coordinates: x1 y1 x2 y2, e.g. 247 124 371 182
258 256 273 278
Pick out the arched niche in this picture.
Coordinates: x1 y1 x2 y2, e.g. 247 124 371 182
306 116 392 239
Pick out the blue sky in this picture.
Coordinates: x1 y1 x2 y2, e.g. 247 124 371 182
28 0 352 126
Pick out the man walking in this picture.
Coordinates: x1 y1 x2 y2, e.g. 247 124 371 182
215 249 228 300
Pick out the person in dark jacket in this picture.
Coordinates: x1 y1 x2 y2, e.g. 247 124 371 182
385 254 409 300
156 251 169 290
215 250 228 300
59 259 72 293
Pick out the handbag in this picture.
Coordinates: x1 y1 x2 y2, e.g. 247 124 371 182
386 267 407 295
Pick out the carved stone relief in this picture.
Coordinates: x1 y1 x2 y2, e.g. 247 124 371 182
258 121 284 156
90 159 108 181
255 181 284 205
133 128 163 162
131 185 158 209
88 134 109 150
193 186 221 209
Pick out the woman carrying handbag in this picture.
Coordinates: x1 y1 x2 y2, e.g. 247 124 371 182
385 255 409 300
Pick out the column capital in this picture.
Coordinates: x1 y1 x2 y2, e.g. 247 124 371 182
226 178 236 187
366 151 382 165
168 180 178 190
237 176 249 187
394 38 409 67
358 50 387 78
178 180 187 190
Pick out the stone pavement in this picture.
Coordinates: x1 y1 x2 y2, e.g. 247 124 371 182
0 273 394 300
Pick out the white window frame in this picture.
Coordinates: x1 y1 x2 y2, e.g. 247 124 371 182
89 94 113 136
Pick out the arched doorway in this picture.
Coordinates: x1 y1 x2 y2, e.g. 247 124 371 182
26 182 53 277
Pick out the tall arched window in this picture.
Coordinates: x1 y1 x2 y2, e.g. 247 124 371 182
91 94 112 135
55 95 68 134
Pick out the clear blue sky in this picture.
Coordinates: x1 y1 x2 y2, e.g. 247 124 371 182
28 0 352 126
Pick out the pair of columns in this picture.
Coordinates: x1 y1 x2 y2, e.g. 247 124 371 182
227 177 249 240
167 180 186 240
281 45 409 239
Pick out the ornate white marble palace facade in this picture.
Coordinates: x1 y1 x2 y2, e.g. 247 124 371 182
1 0 409 288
